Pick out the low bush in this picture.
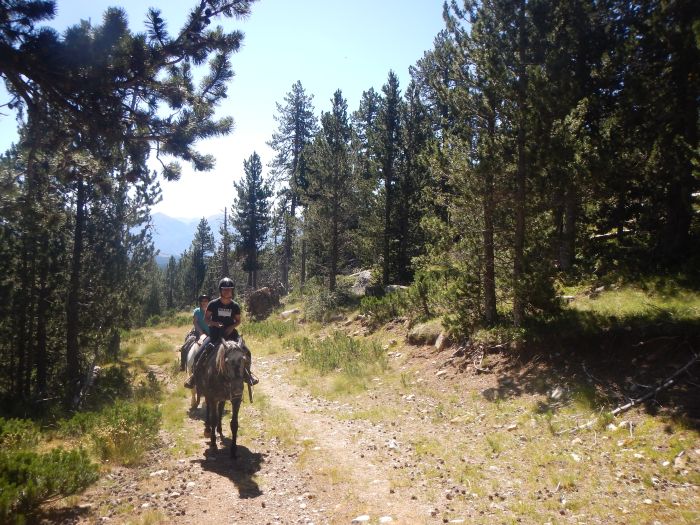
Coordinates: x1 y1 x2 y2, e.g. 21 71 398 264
0 418 40 451
134 371 162 402
0 447 98 523
89 401 161 466
359 291 409 327
58 401 161 466
303 278 358 322
359 269 448 328
84 365 133 409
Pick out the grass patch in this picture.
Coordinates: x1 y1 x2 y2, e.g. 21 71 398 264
296 332 387 377
141 338 172 356
250 391 298 446
243 319 299 339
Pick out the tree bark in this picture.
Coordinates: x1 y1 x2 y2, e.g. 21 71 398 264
512 0 528 328
383 173 392 286
559 184 577 271
66 173 85 406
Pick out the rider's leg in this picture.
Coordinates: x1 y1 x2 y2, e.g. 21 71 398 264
184 338 212 389
243 346 259 386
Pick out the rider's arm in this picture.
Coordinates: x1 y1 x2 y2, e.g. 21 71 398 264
223 313 241 338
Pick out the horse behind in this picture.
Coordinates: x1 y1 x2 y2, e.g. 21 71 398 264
195 337 249 458
186 335 207 409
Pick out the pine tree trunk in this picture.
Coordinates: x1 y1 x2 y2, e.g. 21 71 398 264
330 200 339 292
222 207 230 276
300 238 307 291
512 1 528 328
559 184 577 271
658 0 698 264
35 248 49 396
282 196 296 291
66 174 85 406
383 177 392 286
483 156 497 325
398 169 411 284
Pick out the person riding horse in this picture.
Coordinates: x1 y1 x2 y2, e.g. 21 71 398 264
184 277 258 388
180 294 210 371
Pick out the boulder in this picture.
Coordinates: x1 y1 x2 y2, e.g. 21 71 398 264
246 287 281 320
279 308 300 319
385 284 409 294
349 269 373 296
407 319 443 346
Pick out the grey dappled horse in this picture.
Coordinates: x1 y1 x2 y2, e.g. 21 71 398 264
186 335 207 409
195 337 250 458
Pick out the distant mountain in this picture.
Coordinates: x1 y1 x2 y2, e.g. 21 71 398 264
151 212 224 260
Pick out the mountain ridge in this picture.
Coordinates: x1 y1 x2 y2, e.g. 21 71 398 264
151 212 224 263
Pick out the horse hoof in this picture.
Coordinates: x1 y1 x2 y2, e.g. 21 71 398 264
204 428 211 438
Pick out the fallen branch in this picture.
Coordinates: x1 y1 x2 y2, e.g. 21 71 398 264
559 347 699 435
609 351 699 418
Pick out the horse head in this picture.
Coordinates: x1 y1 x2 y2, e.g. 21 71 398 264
216 337 249 380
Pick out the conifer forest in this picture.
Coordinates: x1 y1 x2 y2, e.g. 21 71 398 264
0 0 698 414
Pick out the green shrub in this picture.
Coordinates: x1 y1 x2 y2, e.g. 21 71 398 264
84 365 133 409
303 278 359 322
0 418 40 451
359 291 409 327
89 401 161 465
0 447 98 523
134 371 162 402
57 401 161 466
298 333 387 376
56 411 99 439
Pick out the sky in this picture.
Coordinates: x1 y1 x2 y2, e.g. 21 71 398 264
0 0 446 219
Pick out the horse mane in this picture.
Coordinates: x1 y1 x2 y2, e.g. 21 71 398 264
216 338 249 376
216 343 228 375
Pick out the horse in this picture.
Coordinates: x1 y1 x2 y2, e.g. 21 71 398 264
194 337 250 458
185 334 208 409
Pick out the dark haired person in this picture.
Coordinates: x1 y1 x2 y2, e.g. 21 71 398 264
193 294 211 338
180 294 211 371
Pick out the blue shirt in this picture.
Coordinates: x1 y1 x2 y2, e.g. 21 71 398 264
193 307 210 336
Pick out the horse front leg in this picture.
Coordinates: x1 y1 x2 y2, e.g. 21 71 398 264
229 395 242 458
217 400 225 442
204 399 216 449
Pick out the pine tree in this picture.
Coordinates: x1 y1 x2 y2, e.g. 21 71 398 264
267 81 318 290
305 90 357 291
233 152 272 289
375 71 403 285
191 218 215 299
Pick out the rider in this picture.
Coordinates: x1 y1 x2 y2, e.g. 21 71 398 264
184 277 258 388
193 294 211 338
180 294 210 371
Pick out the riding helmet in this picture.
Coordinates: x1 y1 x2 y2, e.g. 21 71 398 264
218 277 234 290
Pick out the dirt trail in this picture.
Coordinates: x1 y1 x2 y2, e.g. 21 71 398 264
67 354 444 525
